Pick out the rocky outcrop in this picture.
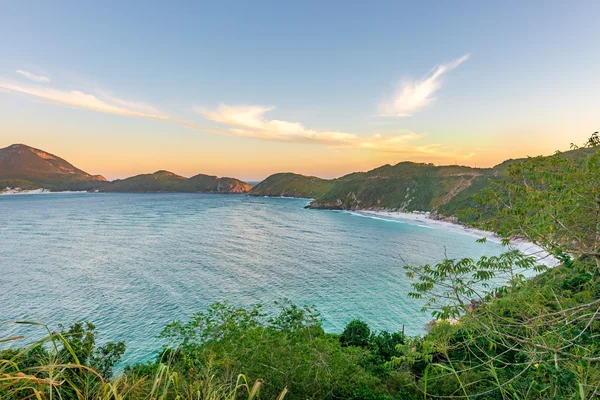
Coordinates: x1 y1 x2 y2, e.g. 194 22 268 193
215 177 252 193
428 211 460 224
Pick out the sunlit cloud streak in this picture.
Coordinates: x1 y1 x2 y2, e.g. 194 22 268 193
0 81 168 120
197 104 422 151
378 54 470 117
197 104 473 159
16 70 50 83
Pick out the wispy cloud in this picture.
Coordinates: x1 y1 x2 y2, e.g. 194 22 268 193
197 104 427 152
16 70 50 83
95 90 165 117
0 81 167 120
378 54 470 117
0 70 474 160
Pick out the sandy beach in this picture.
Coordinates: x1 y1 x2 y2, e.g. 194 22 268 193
351 210 558 267
0 188 89 195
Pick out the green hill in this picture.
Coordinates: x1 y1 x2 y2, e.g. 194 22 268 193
307 162 492 212
99 170 251 193
249 163 495 215
0 144 107 191
248 172 334 198
250 146 592 221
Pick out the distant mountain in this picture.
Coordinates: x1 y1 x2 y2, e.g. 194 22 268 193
249 173 334 198
99 170 251 193
0 144 106 190
0 144 251 194
4 142 590 205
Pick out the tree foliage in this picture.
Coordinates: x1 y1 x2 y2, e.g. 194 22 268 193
341 319 371 348
145 301 403 399
399 134 600 399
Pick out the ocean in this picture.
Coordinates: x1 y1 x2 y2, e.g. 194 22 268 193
0 193 506 365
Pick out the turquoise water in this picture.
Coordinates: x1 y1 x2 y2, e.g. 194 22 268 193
0 193 505 365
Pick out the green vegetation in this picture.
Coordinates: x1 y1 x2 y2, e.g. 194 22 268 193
252 163 496 214
434 175 497 223
1 304 408 399
308 163 481 211
2 135 600 398
398 133 600 398
250 147 598 226
99 171 251 193
248 173 334 198
400 255 600 398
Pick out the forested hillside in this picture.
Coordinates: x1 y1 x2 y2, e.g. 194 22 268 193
251 146 594 225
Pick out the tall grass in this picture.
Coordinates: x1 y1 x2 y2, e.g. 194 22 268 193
0 321 287 400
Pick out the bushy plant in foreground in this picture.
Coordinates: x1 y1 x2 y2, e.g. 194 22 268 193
396 134 600 398
130 300 409 399
1 304 411 400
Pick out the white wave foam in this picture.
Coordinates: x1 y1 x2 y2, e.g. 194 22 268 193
347 210 558 267
1 188 89 195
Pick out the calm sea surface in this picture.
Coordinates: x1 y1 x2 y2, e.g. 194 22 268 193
0 193 505 365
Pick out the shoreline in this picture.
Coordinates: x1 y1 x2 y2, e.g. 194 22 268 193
350 210 558 267
0 188 91 195
246 193 314 200
0 189 253 196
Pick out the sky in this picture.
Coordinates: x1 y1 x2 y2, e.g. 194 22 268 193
1 1 599 181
